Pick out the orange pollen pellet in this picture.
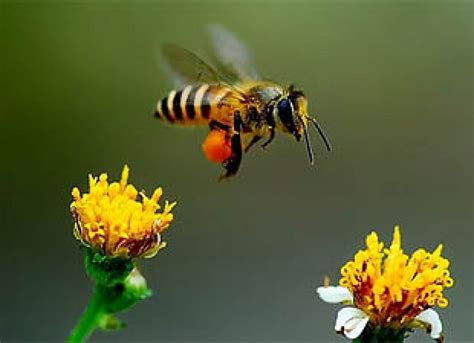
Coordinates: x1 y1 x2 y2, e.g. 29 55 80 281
202 130 232 163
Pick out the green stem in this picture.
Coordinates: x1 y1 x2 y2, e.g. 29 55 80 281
68 249 151 341
67 286 105 343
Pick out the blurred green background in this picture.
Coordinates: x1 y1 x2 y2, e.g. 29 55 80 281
1 1 472 342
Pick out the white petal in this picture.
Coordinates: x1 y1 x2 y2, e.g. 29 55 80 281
415 308 443 339
335 307 369 339
316 286 353 304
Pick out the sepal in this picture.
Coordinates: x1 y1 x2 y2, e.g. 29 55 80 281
83 247 134 287
92 267 152 314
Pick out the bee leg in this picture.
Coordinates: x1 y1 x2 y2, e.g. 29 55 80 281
219 111 243 180
209 120 230 132
244 135 262 153
261 126 275 149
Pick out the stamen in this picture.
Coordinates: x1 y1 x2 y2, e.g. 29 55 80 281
70 165 176 258
337 226 452 327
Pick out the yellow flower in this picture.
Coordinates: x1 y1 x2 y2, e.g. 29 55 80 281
70 165 176 258
317 226 453 341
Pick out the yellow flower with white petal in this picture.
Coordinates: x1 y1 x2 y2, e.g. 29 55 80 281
70 165 176 258
317 226 453 341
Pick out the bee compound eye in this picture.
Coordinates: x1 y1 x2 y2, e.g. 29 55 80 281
277 98 296 133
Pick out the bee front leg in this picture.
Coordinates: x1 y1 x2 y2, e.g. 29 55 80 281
262 107 276 150
261 126 275 149
219 111 243 181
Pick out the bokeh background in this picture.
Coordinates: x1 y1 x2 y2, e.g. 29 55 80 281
1 1 472 342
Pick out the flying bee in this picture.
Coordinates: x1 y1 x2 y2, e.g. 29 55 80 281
154 25 331 180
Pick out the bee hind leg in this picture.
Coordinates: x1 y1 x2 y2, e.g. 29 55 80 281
219 111 243 181
209 120 230 132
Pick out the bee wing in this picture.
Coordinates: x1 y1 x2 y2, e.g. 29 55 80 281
161 43 228 86
159 52 188 89
208 24 261 81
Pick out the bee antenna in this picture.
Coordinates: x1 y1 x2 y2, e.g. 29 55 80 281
303 123 315 165
308 117 332 152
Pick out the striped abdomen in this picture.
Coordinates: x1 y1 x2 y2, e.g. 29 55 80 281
155 84 233 125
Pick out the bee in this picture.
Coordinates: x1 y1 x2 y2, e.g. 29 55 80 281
154 25 331 180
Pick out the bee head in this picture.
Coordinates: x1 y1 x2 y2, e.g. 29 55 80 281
275 86 307 141
275 86 331 165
